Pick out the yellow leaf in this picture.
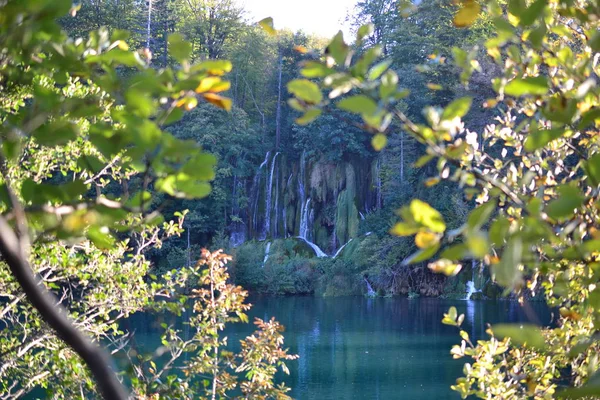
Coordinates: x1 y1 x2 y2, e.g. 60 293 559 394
428 259 463 276
427 83 443 90
415 231 440 249
258 17 276 35
425 177 440 187
202 93 232 111
454 1 481 28
195 77 222 93
372 133 387 151
294 45 308 54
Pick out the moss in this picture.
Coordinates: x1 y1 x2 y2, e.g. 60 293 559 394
335 189 359 244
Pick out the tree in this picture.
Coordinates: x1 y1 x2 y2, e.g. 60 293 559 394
288 0 600 396
0 0 294 398
176 0 245 60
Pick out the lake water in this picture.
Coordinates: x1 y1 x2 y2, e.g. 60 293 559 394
128 297 553 400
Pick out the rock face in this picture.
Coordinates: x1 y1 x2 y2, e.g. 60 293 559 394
234 151 380 255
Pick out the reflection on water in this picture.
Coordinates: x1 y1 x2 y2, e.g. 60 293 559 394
128 297 553 400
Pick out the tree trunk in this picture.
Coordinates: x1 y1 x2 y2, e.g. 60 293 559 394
146 0 153 50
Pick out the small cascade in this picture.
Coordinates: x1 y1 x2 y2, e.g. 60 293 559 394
359 212 365 220
299 198 311 239
298 151 306 205
308 208 315 241
264 152 280 238
465 281 478 300
251 152 271 233
333 239 352 258
230 230 245 247
465 260 482 300
262 242 271 268
364 277 376 297
297 236 327 258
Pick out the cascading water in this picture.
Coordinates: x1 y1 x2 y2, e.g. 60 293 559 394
465 260 482 300
297 197 328 257
299 151 306 205
264 152 280 238
262 242 271 268
251 152 271 234
364 277 376 297
299 198 311 239
333 239 352 258
297 237 328 258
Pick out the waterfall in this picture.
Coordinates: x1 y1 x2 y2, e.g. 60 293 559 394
364 277 376 297
297 236 328 258
465 260 482 300
252 152 271 233
299 151 306 199
299 198 311 239
264 152 280 238
333 239 352 258
262 242 271 268
308 208 315 242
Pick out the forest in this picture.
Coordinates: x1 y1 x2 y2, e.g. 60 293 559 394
1 0 600 398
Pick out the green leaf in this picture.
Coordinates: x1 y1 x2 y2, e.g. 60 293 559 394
467 232 489 258
87 226 115 249
504 76 549 96
356 24 374 43
300 61 334 78
326 31 349 66
371 134 387 151
440 244 468 260
467 201 496 231
175 180 211 199
126 191 152 210
390 222 419 236
579 109 600 130
585 153 600 186
181 153 217 180
490 216 510 246
492 238 522 288
519 0 546 26
368 59 393 81
492 324 545 349
33 120 79 147
287 79 323 104
589 31 600 52
168 33 192 63
442 97 472 120
337 95 378 115
546 185 584 220
296 109 321 125
403 243 440 265
258 17 276 35
524 128 565 151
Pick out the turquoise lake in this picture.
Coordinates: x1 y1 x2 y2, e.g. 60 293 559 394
128 297 553 400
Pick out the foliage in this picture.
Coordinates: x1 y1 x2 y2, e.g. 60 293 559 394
0 0 295 398
288 0 600 397
130 250 297 399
